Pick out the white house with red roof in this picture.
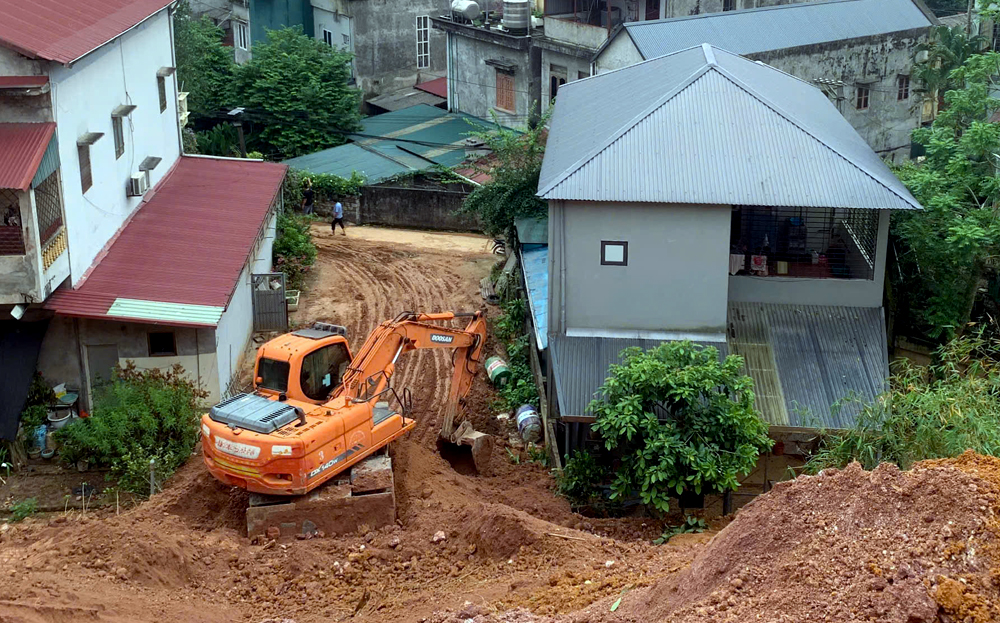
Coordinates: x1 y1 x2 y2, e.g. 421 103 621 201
0 0 290 436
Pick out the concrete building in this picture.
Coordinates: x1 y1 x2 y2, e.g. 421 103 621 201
432 0 819 126
538 45 923 453
593 0 937 160
0 0 289 437
189 0 252 64
250 0 315 43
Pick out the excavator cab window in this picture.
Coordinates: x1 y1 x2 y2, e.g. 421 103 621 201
300 343 352 401
257 358 290 392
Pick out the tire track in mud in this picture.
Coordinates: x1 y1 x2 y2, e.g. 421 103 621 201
299 227 491 453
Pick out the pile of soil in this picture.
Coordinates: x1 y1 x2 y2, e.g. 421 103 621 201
430 452 1000 623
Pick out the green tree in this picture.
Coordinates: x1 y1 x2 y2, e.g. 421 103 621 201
231 27 362 159
893 51 1000 340
173 1 235 119
461 111 549 241
912 25 987 97
587 342 772 513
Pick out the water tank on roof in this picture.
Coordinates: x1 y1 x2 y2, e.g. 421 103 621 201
502 0 530 35
452 0 481 22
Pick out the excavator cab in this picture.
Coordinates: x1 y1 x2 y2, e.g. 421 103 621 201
253 323 353 404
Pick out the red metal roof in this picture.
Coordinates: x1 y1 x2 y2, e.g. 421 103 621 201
415 77 447 99
0 0 173 65
0 122 55 191
45 156 289 326
0 76 48 89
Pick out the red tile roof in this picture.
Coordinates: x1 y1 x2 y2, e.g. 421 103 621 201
46 156 289 326
415 77 447 99
0 0 173 65
0 122 55 191
0 76 48 89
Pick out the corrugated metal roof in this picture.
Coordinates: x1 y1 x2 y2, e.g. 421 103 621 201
727 302 888 429
621 0 934 60
31 132 60 189
45 156 288 327
0 0 174 65
367 87 446 112
520 246 548 351
107 299 225 325
284 105 495 183
415 77 448 99
0 122 56 191
538 45 922 211
550 335 728 416
551 303 888 429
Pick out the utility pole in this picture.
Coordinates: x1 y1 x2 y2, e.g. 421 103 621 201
228 106 247 158
967 0 975 35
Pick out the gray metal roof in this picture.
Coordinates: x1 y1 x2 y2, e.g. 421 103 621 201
727 302 889 429
550 303 888 430
538 44 923 210
550 335 728 417
621 0 935 60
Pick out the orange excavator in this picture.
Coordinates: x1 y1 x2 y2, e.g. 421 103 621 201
201 311 493 496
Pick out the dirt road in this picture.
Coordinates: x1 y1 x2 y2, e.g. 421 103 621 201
0 225 695 623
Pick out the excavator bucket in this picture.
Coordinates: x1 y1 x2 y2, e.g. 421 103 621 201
446 420 495 475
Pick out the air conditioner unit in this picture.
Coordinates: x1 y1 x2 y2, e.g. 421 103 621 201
127 172 149 197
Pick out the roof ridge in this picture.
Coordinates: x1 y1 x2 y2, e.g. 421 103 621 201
709 65 920 209
626 0 865 28
538 60 713 197
573 43 708 85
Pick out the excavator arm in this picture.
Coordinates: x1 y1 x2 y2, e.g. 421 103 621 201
333 311 493 471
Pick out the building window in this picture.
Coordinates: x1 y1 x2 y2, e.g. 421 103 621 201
601 241 628 266
993 22 1000 51
578 70 589 80
495 70 515 112
323 29 333 46
730 206 878 280
157 75 167 113
723 0 735 10
855 84 870 110
112 115 124 159
343 33 351 46
78 144 92 193
235 20 249 50
34 173 62 244
646 0 661 20
416 15 430 69
550 65 567 100
148 331 177 357
897 74 910 101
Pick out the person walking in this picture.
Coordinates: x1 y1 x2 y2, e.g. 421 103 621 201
332 200 346 236
301 178 315 215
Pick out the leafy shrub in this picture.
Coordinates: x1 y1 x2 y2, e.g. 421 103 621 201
54 363 205 496
8 498 37 522
653 516 708 544
273 212 317 290
589 341 772 513
807 332 1000 472
493 298 526 344
195 124 241 157
490 299 539 411
284 168 364 209
556 450 607 506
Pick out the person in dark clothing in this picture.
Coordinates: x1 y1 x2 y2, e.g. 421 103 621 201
301 178 315 215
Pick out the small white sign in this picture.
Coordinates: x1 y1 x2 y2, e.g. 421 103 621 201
430 334 454 344
215 437 261 459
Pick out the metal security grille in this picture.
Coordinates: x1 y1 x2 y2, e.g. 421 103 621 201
731 206 878 280
251 273 287 332
34 173 63 244
0 189 24 255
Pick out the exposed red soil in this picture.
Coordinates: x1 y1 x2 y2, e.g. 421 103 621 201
0 226 698 623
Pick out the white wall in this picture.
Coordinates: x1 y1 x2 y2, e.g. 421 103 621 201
554 200 731 334
594 33 644 74
213 209 277 397
48 8 181 286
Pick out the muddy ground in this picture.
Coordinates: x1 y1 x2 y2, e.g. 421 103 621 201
0 225 701 623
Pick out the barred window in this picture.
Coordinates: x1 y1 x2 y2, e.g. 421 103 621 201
34 173 63 244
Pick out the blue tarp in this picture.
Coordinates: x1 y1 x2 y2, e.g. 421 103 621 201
520 245 548 351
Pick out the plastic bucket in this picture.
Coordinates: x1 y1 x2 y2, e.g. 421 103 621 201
485 356 512 387
515 404 542 444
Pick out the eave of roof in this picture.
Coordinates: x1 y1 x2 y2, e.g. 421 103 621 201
0 122 56 191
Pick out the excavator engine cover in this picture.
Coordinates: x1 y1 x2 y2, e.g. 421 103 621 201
209 393 301 434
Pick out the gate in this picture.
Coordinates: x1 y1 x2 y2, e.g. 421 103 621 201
251 273 287 332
